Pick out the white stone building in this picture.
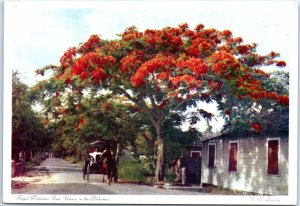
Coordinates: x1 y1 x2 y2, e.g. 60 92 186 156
201 132 288 195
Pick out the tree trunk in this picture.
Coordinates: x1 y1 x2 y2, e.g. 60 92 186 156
154 124 165 182
115 143 121 165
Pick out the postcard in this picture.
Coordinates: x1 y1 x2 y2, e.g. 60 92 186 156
3 0 298 205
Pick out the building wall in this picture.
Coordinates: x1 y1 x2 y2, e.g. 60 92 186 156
201 135 288 195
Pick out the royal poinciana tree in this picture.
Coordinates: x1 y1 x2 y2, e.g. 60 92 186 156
37 23 288 182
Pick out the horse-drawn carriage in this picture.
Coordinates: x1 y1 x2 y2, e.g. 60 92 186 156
82 139 120 185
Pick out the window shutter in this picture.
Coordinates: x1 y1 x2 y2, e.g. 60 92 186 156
208 145 215 167
268 140 279 175
229 143 238 172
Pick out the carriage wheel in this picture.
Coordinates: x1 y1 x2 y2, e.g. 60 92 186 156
86 163 90 182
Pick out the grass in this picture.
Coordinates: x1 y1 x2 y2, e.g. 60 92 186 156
118 159 153 183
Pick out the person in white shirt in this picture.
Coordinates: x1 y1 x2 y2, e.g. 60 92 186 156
89 147 102 165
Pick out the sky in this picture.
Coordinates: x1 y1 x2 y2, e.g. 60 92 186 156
4 0 297 132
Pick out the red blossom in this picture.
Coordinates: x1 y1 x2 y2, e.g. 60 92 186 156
92 67 106 83
122 26 143 41
225 108 231 116
252 122 262 133
177 57 207 77
80 72 88 80
238 45 249 54
277 95 289 106
276 61 286 67
179 23 189 31
195 24 204 32
221 30 232 38
171 76 181 85
120 50 144 72
157 72 170 80
60 47 77 68
270 51 279 58
235 37 243 43
131 55 175 87
254 69 270 77
79 35 100 53
65 77 71 84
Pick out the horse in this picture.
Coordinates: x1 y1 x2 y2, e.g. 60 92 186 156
100 146 116 185
101 156 113 185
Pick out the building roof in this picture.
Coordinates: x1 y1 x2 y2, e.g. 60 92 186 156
200 132 223 142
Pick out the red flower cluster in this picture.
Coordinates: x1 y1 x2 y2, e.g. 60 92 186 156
195 24 204 32
187 38 216 57
220 30 232 38
208 80 223 91
72 52 115 82
60 47 76 68
143 28 183 50
276 61 286 67
252 122 262 133
210 51 240 76
120 50 144 73
238 45 250 54
177 57 207 77
131 55 175 87
76 118 86 131
269 51 279 58
254 69 270 77
267 92 289 106
92 67 106 83
144 29 164 45
65 77 71 85
79 35 100 53
122 26 143 41
224 108 231 116
156 71 170 80
277 95 289 106
170 74 201 87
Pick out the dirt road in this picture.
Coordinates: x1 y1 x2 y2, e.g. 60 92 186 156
12 157 206 195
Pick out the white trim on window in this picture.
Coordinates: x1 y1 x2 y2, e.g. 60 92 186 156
228 141 239 173
266 137 281 176
208 143 216 168
191 151 201 158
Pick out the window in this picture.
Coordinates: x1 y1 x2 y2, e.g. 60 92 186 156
208 144 216 168
191 151 201 158
229 142 238 172
267 139 279 175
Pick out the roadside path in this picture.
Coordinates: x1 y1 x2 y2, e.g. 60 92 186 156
12 157 208 195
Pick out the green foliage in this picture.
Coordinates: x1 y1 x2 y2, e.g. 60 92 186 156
118 159 149 182
12 71 52 161
165 168 176 182
220 71 289 134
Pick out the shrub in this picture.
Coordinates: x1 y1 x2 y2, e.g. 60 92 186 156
118 159 149 183
165 168 176 182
